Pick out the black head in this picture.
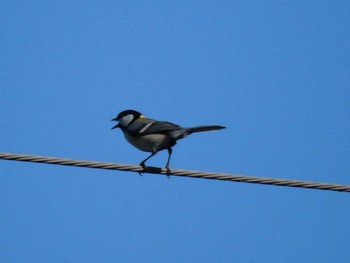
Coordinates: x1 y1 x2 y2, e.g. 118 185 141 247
111 110 143 129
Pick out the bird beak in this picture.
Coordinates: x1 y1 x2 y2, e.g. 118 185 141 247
111 123 120 129
111 118 120 129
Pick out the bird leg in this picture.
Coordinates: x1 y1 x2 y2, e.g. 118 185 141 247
165 148 172 176
139 150 157 175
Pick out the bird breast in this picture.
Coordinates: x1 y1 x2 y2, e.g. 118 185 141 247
124 132 168 152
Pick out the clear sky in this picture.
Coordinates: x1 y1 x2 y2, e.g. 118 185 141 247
1 1 350 262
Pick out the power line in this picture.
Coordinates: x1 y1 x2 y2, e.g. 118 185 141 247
0 151 349 193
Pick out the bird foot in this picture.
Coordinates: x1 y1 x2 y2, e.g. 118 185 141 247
138 162 146 176
165 166 171 177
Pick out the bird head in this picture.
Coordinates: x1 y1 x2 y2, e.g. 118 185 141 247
111 110 143 130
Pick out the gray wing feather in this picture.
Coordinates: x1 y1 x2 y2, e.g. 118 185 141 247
140 121 183 135
126 118 183 137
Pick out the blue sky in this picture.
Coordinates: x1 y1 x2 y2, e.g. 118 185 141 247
1 1 350 262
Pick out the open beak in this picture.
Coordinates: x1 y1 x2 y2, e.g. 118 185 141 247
111 118 120 129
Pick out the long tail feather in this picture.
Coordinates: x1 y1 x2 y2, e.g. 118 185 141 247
186 125 226 134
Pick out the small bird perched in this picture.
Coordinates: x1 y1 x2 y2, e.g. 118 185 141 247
111 110 225 174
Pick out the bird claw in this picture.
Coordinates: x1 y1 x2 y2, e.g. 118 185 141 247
138 162 146 176
138 162 171 177
166 166 171 177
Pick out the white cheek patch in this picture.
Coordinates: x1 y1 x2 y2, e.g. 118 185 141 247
119 114 134 127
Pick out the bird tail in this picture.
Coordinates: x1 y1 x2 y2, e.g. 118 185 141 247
185 125 226 134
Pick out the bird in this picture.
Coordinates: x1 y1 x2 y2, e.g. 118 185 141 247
111 109 225 174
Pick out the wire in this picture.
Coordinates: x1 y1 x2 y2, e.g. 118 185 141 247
1 151 349 193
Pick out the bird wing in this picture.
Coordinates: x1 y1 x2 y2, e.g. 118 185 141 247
126 118 182 137
139 121 183 135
